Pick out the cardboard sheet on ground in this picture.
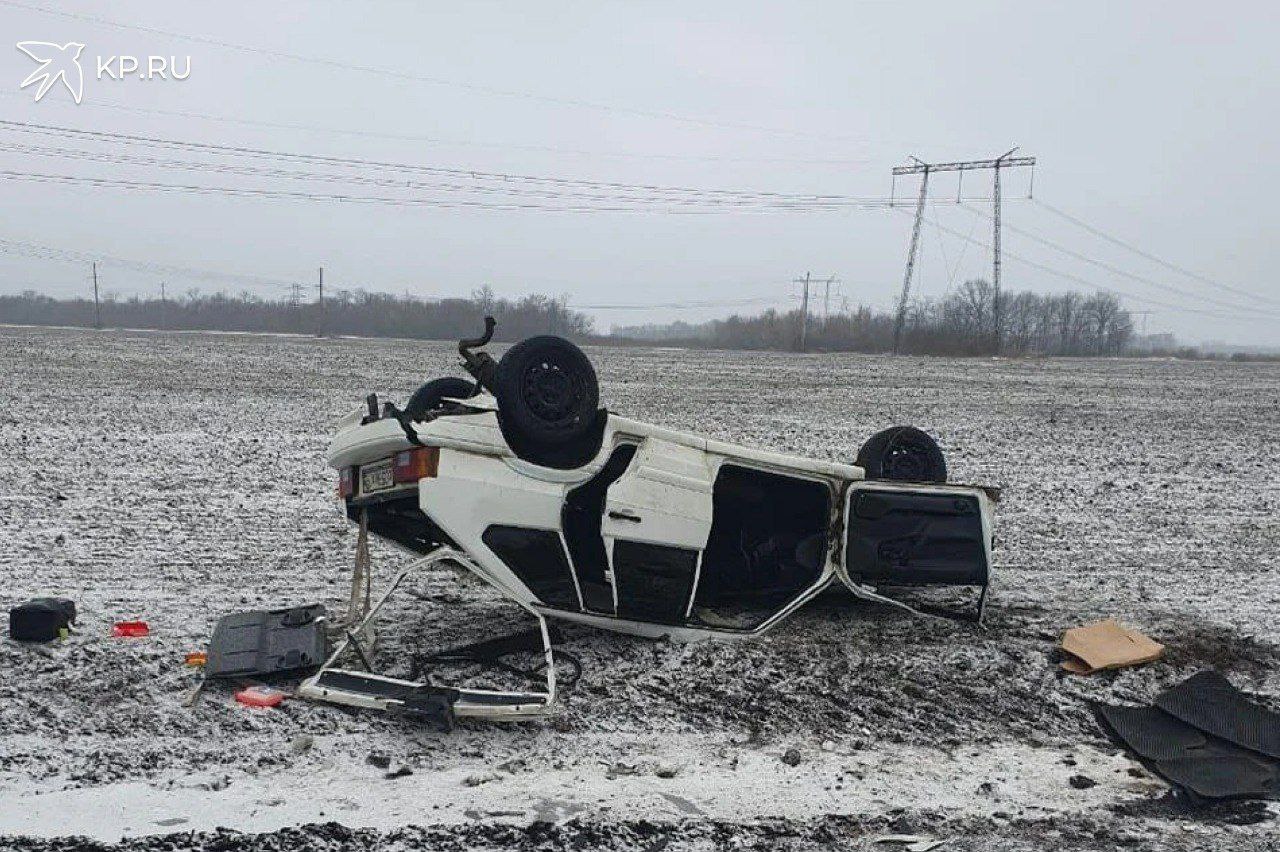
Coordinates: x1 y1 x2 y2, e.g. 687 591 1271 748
1060 618 1163 674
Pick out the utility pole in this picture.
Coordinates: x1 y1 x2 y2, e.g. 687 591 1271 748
892 150 1035 355
991 147 1017 356
91 262 101 329
1131 310 1153 336
159 281 167 329
797 271 811 352
317 266 325 337
823 275 838 322
892 159 930 354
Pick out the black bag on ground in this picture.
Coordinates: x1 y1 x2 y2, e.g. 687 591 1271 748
9 597 77 642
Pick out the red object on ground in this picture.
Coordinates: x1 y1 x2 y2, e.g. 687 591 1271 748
234 686 286 708
111 620 150 638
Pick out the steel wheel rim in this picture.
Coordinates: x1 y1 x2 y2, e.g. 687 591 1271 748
520 358 584 429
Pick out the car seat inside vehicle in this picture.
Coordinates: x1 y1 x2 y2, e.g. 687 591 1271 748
691 464 830 629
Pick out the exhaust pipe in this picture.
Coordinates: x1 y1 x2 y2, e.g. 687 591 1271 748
458 316 499 393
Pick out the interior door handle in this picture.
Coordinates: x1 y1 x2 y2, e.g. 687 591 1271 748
608 510 642 523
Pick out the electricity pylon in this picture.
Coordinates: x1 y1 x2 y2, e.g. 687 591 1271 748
892 150 1036 354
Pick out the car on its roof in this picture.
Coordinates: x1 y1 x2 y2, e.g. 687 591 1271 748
299 320 996 725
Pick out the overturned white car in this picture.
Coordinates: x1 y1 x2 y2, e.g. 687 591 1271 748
300 320 996 725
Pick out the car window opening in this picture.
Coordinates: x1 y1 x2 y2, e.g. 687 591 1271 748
481 526 580 611
691 465 830 630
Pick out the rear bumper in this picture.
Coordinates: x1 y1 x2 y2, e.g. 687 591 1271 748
328 416 415 469
297 548 558 725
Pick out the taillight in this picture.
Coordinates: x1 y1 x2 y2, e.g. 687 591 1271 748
393 447 439 483
337 467 354 498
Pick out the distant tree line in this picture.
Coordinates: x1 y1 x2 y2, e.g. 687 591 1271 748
612 280 1135 356
9 280 1237 359
0 285 592 342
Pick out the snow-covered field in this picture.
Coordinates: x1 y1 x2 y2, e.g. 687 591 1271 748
1 324 1278 851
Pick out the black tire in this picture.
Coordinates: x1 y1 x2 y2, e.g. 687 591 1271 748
494 335 600 460
856 426 948 483
403 376 477 422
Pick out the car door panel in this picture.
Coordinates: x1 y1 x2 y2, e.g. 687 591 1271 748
843 482 993 587
602 438 714 621
601 439 714 549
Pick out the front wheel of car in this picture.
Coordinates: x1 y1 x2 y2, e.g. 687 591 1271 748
856 425 948 482
494 335 603 468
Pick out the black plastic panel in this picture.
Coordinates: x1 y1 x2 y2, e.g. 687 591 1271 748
1156 670 1280 759
847 489 987 586
612 540 699 624
482 525 580 610
1097 692 1280 800
206 605 327 679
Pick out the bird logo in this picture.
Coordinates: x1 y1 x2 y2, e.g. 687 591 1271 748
16 41 85 103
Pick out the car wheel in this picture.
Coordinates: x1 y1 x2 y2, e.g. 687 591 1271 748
856 426 948 483
494 335 601 464
403 376 477 422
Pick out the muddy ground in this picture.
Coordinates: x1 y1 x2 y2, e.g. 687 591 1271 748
1 325 1278 850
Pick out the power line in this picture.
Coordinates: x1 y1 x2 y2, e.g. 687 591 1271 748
913 209 1279 323
959 202 1280 317
0 168 910 214
1030 198 1280 308
0 120 887 205
576 296 787 310
0 232 798 313
0 236 299 288
0 140 888 210
0 0 909 147
0 91 873 167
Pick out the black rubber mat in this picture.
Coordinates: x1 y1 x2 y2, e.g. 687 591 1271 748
1096 670 1280 801
1156 670 1280 759
1096 703 1206 761
1156 753 1278 800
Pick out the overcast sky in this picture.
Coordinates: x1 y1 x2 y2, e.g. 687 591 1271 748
0 1 1276 345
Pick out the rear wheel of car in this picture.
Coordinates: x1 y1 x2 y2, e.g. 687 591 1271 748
494 335 602 467
856 426 948 483
403 376 478 422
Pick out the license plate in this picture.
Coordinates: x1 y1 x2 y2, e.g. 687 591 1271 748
360 459 394 494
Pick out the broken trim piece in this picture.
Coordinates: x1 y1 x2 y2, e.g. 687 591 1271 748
297 547 557 722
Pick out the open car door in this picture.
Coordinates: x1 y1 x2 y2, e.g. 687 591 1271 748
842 481 994 620
599 438 714 624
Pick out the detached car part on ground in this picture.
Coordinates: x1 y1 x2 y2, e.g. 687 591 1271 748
300 319 998 723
